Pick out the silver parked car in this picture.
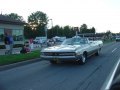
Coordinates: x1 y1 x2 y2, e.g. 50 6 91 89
41 37 103 64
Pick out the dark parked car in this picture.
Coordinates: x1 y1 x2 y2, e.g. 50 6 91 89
116 36 120 42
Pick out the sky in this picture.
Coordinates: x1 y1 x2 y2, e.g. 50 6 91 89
0 0 120 33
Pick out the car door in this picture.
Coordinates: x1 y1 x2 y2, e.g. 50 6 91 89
89 41 98 55
88 41 97 56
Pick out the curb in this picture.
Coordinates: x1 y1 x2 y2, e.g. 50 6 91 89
0 58 41 71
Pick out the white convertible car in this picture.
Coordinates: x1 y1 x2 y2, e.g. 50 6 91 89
41 37 103 64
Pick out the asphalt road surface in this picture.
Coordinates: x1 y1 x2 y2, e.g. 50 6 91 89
0 42 120 90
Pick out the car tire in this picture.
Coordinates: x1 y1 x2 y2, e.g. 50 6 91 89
77 53 87 65
81 53 87 64
95 49 100 56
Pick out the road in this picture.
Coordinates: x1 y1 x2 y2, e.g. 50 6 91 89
0 42 120 90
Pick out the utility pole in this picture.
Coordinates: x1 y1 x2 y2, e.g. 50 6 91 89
44 19 53 46
44 25 47 46
49 19 53 37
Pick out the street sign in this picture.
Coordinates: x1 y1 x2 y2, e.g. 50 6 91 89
74 27 79 31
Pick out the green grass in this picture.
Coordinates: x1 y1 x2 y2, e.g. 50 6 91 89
0 50 40 66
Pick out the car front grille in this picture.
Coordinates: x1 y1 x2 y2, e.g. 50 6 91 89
44 52 75 56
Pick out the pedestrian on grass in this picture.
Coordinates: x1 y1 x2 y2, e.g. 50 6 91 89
4 33 10 54
9 35 14 54
29 38 34 51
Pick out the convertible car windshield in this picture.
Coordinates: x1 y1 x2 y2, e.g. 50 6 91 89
61 37 88 45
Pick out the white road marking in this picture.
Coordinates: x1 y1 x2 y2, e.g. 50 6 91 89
112 48 117 53
105 58 120 90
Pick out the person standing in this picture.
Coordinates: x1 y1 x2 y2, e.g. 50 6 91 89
29 38 34 51
9 35 14 54
4 33 10 54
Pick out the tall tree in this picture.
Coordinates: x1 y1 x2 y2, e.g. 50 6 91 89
7 13 24 21
80 24 96 34
80 24 88 33
52 25 61 37
27 11 48 37
63 26 72 38
91 27 96 33
24 25 35 39
105 30 112 39
70 27 76 37
28 11 48 29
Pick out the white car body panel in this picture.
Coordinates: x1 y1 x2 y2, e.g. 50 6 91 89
41 37 103 61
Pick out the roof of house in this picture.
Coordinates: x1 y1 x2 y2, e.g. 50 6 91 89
0 15 25 25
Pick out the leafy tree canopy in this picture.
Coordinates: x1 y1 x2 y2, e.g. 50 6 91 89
7 13 24 21
28 11 48 27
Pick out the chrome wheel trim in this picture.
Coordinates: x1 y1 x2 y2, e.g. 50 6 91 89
98 49 100 54
81 54 86 63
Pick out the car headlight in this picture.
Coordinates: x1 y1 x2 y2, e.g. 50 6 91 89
75 52 81 56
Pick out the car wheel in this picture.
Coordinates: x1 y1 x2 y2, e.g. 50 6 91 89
95 49 100 56
81 53 87 64
77 53 87 65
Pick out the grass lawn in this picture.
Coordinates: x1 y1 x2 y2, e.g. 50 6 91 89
0 50 40 66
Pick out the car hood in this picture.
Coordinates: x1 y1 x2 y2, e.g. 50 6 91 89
42 45 81 52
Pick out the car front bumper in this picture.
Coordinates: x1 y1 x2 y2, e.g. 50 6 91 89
41 55 82 61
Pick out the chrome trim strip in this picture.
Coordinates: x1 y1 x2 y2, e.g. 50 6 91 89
41 55 76 58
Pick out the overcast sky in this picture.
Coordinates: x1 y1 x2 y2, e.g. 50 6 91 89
0 0 120 33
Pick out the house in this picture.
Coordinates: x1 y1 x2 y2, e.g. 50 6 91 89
0 15 25 48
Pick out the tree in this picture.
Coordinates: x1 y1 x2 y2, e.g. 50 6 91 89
47 25 76 38
36 24 45 36
27 11 48 37
80 24 88 33
7 13 24 21
52 25 61 37
24 25 34 39
70 27 76 37
105 30 112 39
80 24 96 34
63 26 71 38
91 27 96 33
28 11 48 30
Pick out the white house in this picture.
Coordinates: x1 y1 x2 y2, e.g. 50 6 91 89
0 15 25 48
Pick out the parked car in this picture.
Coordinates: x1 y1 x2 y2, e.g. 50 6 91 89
116 36 120 42
53 36 66 42
41 36 103 64
33 37 47 44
